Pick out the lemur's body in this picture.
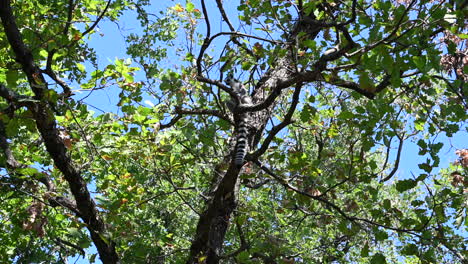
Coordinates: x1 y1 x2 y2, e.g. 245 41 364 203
225 74 252 167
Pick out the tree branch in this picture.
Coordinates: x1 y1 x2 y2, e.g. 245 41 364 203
175 106 231 123
215 0 256 58
0 1 118 263
0 120 82 216
159 113 182 129
250 83 302 160
67 0 112 48
254 160 429 236
196 0 211 75
380 133 404 182
55 238 86 256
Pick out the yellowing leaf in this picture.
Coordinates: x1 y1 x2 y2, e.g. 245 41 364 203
102 155 113 161
63 138 73 149
174 4 184 12
32 72 44 84
73 33 81 41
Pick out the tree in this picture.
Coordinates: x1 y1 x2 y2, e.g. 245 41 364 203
0 0 466 263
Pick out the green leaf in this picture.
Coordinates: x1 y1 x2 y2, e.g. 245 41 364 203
303 39 316 49
67 227 82 238
338 111 354 119
374 229 388 241
361 242 369 257
6 70 19 87
39 50 48 59
370 253 387 264
401 244 418 255
236 251 250 262
44 89 59 103
6 119 19 136
412 56 426 71
299 105 314 122
18 167 40 176
414 119 425 131
106 174 116 181
417 139 427 150
358 72 375 92
418 160 432 173
186 2 195 12
381 53 394 72
383 199 391 210
77 63 86 72
396 179 417 192
411 200 424 207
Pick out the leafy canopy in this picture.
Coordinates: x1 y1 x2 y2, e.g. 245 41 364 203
0 0 467 263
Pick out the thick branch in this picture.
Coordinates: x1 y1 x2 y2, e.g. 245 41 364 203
0 1 46 98
0 2 118 263
187 164 241 263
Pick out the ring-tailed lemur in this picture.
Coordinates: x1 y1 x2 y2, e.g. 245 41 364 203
225 73 252 167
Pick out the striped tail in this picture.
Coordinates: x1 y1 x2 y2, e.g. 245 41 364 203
234 117 249 166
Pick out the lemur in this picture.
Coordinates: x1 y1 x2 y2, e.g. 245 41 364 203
225 73 252 167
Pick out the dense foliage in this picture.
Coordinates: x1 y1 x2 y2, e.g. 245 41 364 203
0 0 467 263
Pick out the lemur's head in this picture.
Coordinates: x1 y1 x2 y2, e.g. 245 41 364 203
226 72 239 84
